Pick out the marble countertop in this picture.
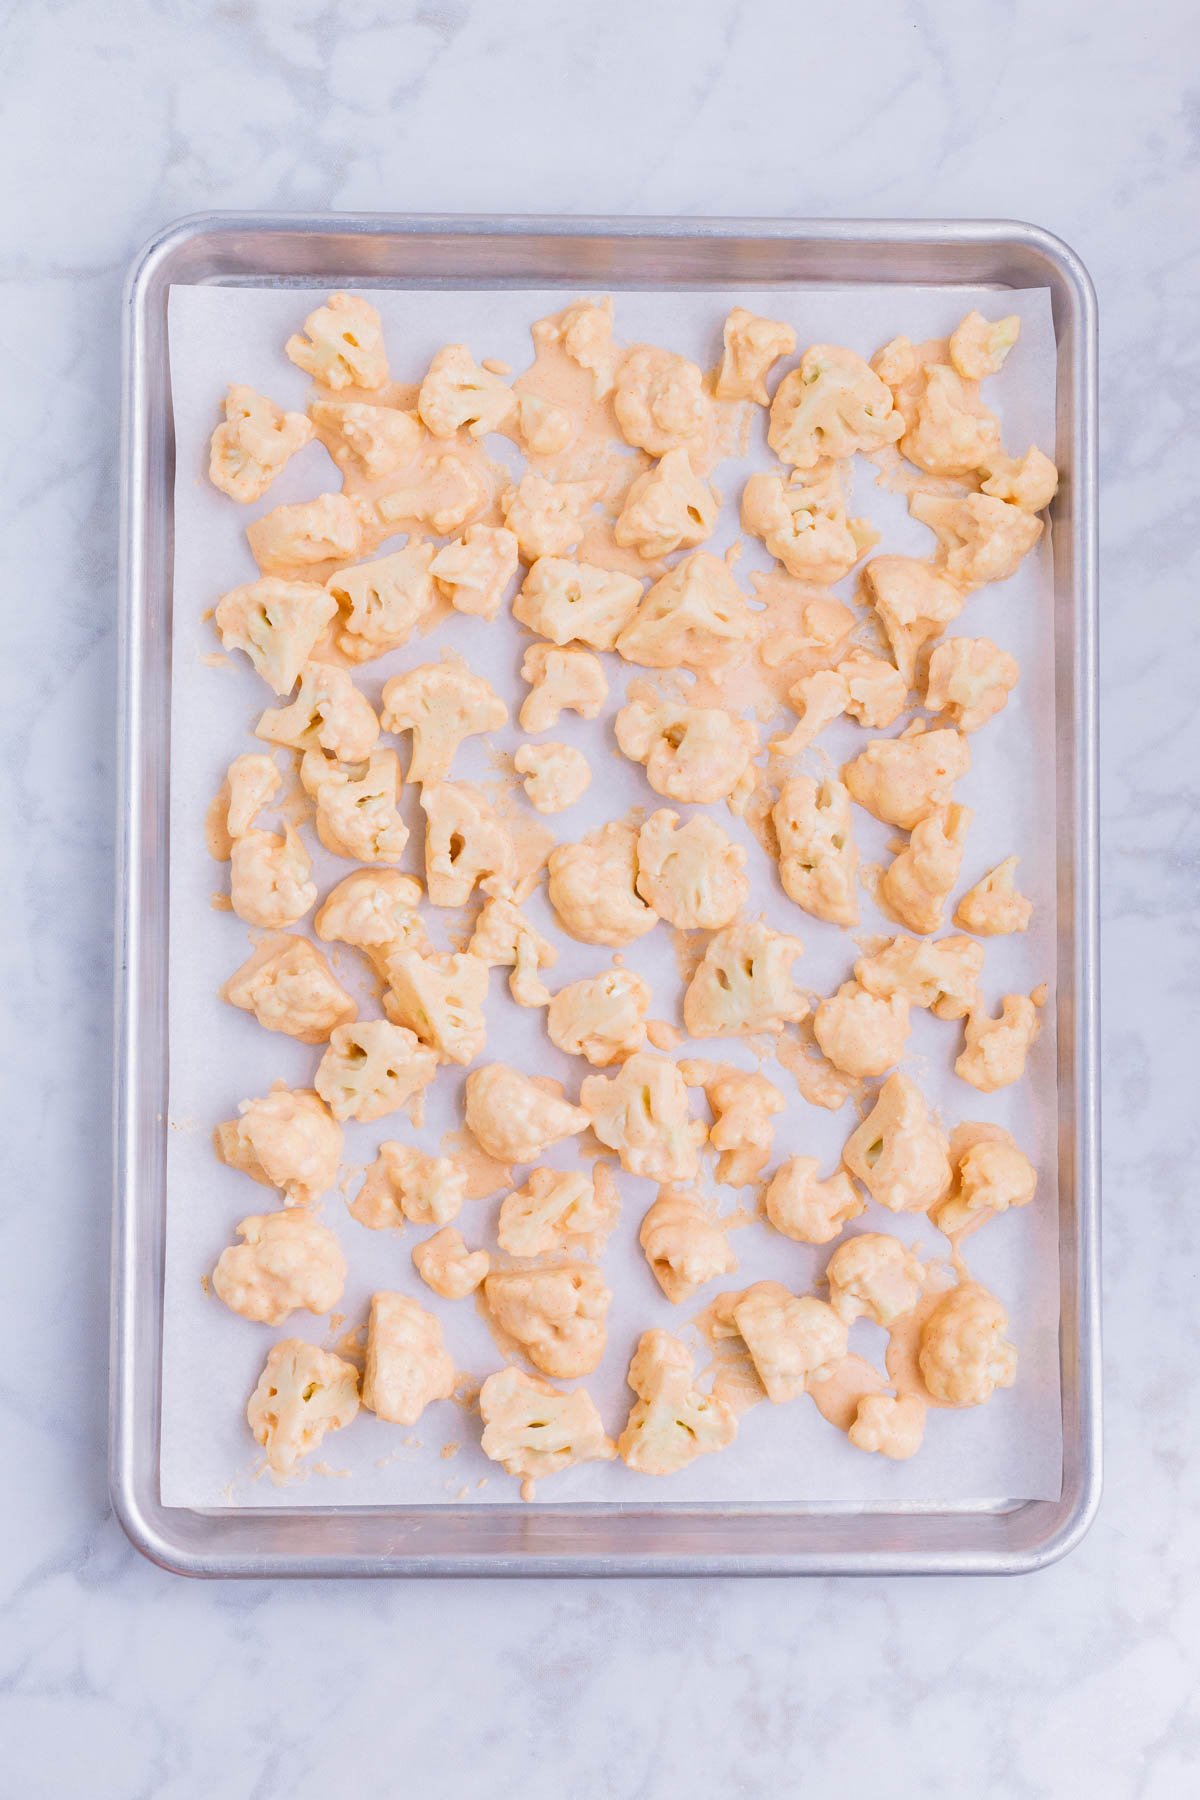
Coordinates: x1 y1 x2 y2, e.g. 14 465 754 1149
3 1 1196 1793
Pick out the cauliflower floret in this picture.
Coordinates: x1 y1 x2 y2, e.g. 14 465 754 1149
910 491 1043 591
679 1060 785 1187
498 1166 621 1259
768 344 903 468
351 1141 468 1229
870 335 918 388
881 803 972 935
213 1211 346 1326
300 749 408 863
381 656 508 784
314 869 428 968
309 398 422 480
532 296 621 398
382 947 489 1065
948 310 1021 381
635 810 748 931
840 653 909 729
229 826 316 929
935 1123 1038 1237
220 933 357 1044
614 448 720 560
854 932 983 1021
547 968 651 1067
413 1227 490 1300
900 363 1002 478
581 1053 706 1183
421 781 517 908
285 291 388 389
956 993 1042 1092
513 742 591 814
713 307 796 404
615 552 757 672
468 896 558 1009
764 1158 864 1245
979 446 1059 514
954 856 1033 936
849 1393 927 1460
638 1186 737 1302
843 727 969 831
519 643 608 732
615 694 758 804
516 392 573 456
613 345 710 456
502 473 599 560
514 560 642 654
683 921 808 1038
465 1064 589 1165
843 1072 951 1214
207 753 282 858
773 776 859 927
326 542 437 663
417 344 517 439
247 1339 359 1478
479 1366 616 1483
214 1084 343 1207
826 1233 924 1327
771 669 851 757
741 465 875 583
255 661 380 763
375 451 490 536
484 1263 611 1379
246 492 363 578
918 1283 1018 1406
732 1286 848 1404
430 525 519 620
925 636 1019 732
314 1020 438 1124
547 822 658 947
617 1330 737 1474
860 555 963 688
813 982 911 1079
215 579 338 696
209 385 315 504
362 1292 456 1426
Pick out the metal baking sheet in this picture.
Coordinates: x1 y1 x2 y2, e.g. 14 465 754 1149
112 214 1100 1577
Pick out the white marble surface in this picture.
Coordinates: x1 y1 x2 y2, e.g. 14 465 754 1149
1 1 1196 1793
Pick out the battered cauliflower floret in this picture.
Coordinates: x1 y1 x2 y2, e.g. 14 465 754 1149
617 1329 737 1474
429 525 519 620
918 1282 1018 1407
309 398 422 480
900 364 1003 478
229 826 316 929
935 1124 1038 1237
314 869 428 968
635 810 748 931
213 1211 346 1326
854 932 983 1021
382 948 489 1065
881 803 972 936
955 993 1042 1093
979 446 1059 514
421 782 517 908
948 310 1021 382
615 552 757 672
843 1072 951 1214
613 345 711 456
860 555 963 688
773 776 859 927
547 968 651 1067
255 660 380 763
209 385 315 504
417 344 517 439
374 450 490 536
713 307 796 404
741 465 875 583
849 1393 927 1460
465 1064 590 1165
954 856 1033 936
870 335 918 388
843 726 968 832
413 1227 490 1300
683 921 808 1038
638 1187 737 1302
514 557 644 650
768 344 904 469
214 1084 343 1207
770 669 852 756
910 490 1043 591
764 1158 864 1246
825 1233 924 1327
840 653 909 729
220 933 357 1044
516 392 573 457
484 1263 611 1379
300 749 408 863
479 1366 616 1482
498 1166 621 1259
519 643 608 732
207 753 281 858
285 291 388 389
468 896 558 1008
362 1292 456 1426
813 982 911 1079
925 636 1019 733
350 1141 468 1230
381 656 508 784
327 542 437 663
732 1286 848 1404
246 492 363 577
614 448 719 560
215 579 338 696
581 1053 706 1183
247 1339 360 1478
678 1060 785 1187
513 742 591 813
547 822 658 947
314 1020 438 1124
502 473 599 560
532 296 621 398
615 695 758 804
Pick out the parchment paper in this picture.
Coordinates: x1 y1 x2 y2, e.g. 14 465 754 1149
162 281 1061 1509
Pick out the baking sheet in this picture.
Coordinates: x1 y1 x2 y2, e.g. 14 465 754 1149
162 281 1061 1510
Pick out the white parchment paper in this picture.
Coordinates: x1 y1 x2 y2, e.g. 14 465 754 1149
162 281 1061 1510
